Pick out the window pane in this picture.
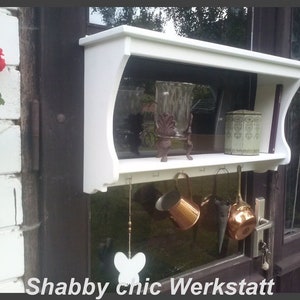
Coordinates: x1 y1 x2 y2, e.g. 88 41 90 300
91 174 241 289
113 58 255 159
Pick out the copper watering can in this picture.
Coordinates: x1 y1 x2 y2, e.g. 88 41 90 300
155 172 200 230
227 165 256 240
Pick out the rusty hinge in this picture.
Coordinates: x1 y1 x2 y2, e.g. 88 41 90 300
30 100 40 171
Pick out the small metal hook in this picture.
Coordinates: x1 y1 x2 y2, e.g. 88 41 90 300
216 167 229 175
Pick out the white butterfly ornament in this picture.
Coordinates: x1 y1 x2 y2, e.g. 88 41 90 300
114 252 146 286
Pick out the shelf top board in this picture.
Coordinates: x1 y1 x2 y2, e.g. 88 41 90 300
79 25 300 82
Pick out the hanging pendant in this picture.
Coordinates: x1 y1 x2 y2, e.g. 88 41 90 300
114 178 146 285
114 252 146 286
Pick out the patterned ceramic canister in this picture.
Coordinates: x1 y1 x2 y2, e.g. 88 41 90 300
224 110 262 155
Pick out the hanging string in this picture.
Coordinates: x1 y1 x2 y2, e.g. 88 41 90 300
128 178 132 259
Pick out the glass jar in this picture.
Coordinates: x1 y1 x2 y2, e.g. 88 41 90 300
155 81 195 138
154 81 195 161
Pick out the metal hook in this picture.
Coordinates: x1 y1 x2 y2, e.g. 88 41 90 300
174 172 193 201
213 167 230 199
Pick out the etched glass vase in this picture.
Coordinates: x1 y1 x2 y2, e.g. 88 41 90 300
154 81 195 161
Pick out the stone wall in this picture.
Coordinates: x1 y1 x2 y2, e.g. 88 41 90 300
0 7 25 292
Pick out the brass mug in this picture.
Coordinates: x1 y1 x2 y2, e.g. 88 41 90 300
227 165 256 240
155 172 200 230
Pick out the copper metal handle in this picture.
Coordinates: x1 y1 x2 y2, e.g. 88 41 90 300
237 165 242 198
174 172 192 201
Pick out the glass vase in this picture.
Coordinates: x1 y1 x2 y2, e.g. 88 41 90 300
154 81 195 162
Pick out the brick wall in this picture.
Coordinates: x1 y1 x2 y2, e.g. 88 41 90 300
0 7 25 292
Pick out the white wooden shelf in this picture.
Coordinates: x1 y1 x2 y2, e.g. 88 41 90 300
114 153 286 187
79 25 300 193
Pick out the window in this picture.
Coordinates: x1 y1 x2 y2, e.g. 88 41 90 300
91 173 241 289
87 9 257 287
112 56 256 159
90 57 256 289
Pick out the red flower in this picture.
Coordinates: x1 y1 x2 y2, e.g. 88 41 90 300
0 48 6 72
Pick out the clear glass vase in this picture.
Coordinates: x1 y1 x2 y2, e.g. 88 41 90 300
154 81 195 161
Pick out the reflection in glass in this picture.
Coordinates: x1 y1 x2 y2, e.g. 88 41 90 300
113 87 145 157
113 80 226 159
91 175 240 290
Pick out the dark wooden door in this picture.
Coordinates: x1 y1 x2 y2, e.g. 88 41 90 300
252 7 300 293
38 7 90 282
36 7 300 293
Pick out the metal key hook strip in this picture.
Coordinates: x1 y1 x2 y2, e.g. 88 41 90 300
114 178 146 286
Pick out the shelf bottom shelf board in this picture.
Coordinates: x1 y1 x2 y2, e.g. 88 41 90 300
109 152 286 187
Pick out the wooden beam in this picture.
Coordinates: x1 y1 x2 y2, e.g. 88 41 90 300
38 7 90 282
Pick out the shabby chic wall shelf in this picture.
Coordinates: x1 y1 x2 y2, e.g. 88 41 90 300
79 25 300 193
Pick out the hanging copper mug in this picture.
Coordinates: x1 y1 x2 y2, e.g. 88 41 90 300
227 165 256 240
155 172 200 230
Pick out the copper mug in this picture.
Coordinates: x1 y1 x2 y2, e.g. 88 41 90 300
227 166 256 240
155 172 200 230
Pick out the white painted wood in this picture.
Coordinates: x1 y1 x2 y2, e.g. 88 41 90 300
272 80 300 163
112 153 285 187
0 121 21 174
254 84 276 153
80 25 300 80
0 67 20 120
81 37 130 193
0 228 24 281
0 278 25 293
0 175 22 227
79 25 300 193
0 13 19 66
